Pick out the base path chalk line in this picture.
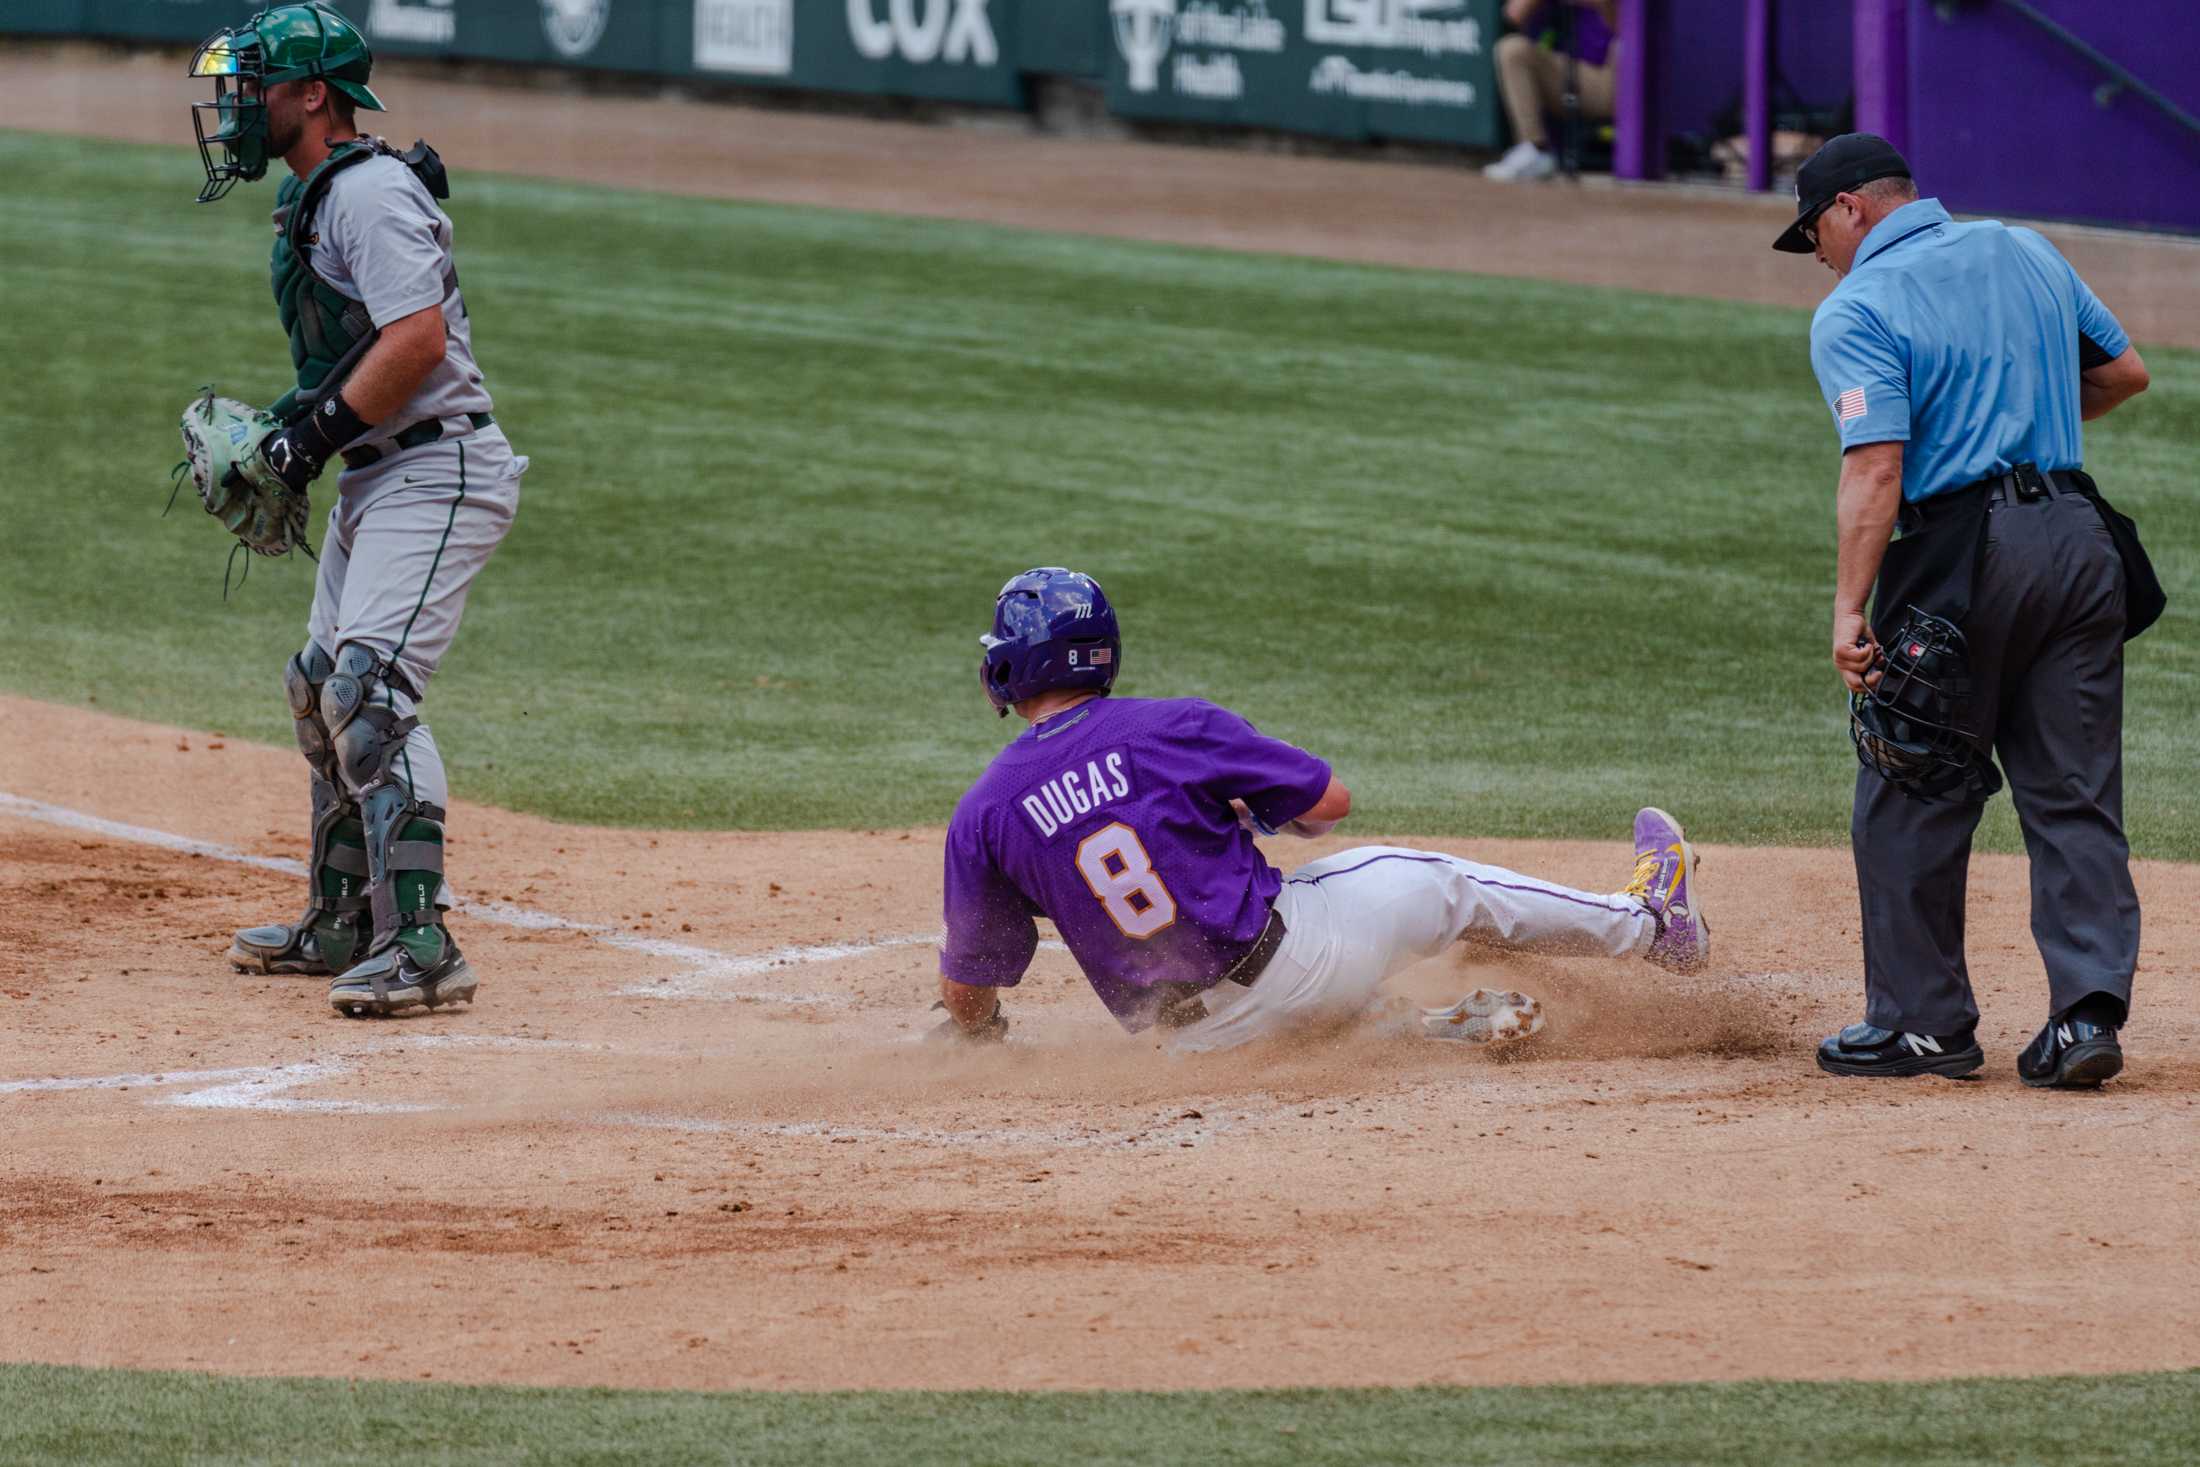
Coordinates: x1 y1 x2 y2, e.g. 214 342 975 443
0 790 937 1006
0 1034 744 1117
0 1059 427 1115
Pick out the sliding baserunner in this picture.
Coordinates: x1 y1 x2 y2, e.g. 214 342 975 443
184 5 524 1016
931 568 1710 1050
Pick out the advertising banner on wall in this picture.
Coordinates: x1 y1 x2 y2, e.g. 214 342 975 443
1106 0 1502 147
691 0 1021 107
358 0 664 75
77 0 229 43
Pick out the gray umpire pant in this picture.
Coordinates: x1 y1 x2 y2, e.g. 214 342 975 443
1853 485 2139 1035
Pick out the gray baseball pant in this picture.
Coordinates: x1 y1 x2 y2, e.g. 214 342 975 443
305 425 524 815
1852 486 2139 1035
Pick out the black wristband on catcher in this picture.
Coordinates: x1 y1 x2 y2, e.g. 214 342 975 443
298 391 370 462
260 393 367 493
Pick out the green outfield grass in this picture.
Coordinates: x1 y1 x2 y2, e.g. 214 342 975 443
2 1363 2195 1466
4 131 2195 851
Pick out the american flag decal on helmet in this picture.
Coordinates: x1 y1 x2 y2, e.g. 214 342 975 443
1836 387 1868 422
1090 648 1112 664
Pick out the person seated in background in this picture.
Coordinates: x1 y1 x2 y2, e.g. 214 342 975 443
1485 0 1620 182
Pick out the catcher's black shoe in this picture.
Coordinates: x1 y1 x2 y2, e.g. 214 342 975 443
1816 1021 1983 1078
229 919 334 976
2017 1015 2122 1089
328 931 475 1018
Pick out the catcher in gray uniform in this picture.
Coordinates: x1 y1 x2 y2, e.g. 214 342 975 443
179 3 524 1017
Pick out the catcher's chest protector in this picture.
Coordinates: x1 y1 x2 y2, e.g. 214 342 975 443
269 145 379 419
268 138 450 423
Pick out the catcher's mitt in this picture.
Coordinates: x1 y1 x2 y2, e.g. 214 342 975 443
173 389 315 564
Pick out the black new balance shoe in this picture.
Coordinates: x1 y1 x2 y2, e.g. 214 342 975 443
2017 1015 2123 1088
1816 1021 1984 1078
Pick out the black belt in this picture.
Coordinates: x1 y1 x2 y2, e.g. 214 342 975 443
1150 907 1289 1030
1218 906 1289 989
1900 462 2084 535
341 411 493 471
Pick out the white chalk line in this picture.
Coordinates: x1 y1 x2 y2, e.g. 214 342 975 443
0 1033 739 1116
0 791 932 1006
0 1059 422 1115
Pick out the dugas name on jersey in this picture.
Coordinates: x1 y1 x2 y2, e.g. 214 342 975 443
1020 752 1133 838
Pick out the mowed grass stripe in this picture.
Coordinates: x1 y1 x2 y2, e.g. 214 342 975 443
3 1364 2197 1466
3 131 2196 847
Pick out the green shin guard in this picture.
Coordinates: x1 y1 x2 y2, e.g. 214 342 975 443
389 816 449 968
310 816 370 973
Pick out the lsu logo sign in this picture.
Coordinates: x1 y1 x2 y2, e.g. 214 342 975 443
847 0 999 66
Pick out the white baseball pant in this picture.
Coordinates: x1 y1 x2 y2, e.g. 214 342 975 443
1172 846 1654 1053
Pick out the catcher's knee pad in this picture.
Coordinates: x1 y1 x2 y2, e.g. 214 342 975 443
286 642 339 783
322 643 419 796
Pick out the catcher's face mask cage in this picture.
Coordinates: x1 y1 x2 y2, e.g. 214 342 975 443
190 6 386 204
189 27 271 202
1849 606 2003 802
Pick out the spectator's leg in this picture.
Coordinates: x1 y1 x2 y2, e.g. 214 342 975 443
1578 47 1619 123
1495 33 1553 148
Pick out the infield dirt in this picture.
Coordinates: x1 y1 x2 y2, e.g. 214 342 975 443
4 53 2198 1395
3 696 2197 1392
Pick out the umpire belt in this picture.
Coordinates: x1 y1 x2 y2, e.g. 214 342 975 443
1899 462 2085 535
341 410 494 472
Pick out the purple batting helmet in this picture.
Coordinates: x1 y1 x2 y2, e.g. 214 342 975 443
979 567 1122 716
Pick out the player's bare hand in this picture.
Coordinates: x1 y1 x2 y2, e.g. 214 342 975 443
1832 609 1881 693
926 996 1008 1045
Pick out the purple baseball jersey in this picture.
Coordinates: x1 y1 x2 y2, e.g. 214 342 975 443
941 697 1332 1032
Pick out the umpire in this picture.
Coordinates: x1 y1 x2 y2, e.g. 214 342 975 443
1778 135 2157 1086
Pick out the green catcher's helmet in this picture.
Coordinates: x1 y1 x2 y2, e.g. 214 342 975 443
189 3 386 203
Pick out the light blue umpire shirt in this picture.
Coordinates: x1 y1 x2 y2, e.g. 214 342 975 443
1807 197 2130 504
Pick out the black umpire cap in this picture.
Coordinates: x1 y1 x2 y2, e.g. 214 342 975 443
1772 133 1913 253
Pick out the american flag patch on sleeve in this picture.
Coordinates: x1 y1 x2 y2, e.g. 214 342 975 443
1835 387 1868 423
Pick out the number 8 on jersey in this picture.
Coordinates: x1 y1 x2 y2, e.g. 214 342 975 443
1075 822 1178 938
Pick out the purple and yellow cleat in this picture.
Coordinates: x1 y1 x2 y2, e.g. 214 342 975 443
1624 807 1709 973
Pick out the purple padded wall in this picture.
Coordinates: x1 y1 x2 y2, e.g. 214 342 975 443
1905 0 2199 234
1661 0 1854 144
